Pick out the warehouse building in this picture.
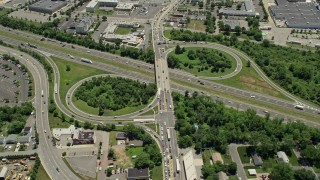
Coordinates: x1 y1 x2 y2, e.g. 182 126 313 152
75 16 93 34
219 0 259 17
269 0 320 29
115 2 135 11
29 0 67 14
86 0 118 12
183 150 197 180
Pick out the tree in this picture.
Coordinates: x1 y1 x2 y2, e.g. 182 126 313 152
175 45 183 54
269 163 294 180
234 26 241 36
294 169 316 180
246 60 251 67
102 16 107 21
227 162 237 175
83 121 93 129
106 168 112 177
66 65 71 71
262 39 270 47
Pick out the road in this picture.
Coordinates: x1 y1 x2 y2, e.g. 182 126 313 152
0 46 80 180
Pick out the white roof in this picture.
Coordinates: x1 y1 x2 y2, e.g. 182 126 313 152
183 150 197 180
248 169 257 175
52 125 76 139
277 151 289 163
86 0 98 8
0 166 8 177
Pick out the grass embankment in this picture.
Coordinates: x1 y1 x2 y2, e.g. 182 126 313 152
187 20 206 32
115 27 132 35
36 165 50 180
169 47 237 77
92 9 114 15
51 56 107 107
214 58 291 101
126 147 144 163
145 123 159 134
140 106 158 116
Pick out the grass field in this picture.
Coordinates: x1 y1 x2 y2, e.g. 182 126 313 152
145 123 159 134
237 146 250 164
140 106 158 116
214 58 291 101
125 147 144 163
164 30 172 39
151 165 163 180
51 56 107 107
93 9 114 16
36 165 50 180
169 47 237 77
109 131 118 146
115 27 132 35
187 20 206 32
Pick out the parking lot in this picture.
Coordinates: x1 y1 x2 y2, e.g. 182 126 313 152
0 55 30 104
0 156 37 180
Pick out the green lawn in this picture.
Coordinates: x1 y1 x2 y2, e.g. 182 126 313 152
125 147 144 163
93 9 114 16
115 27 132 35
109 131 118 146
169 47 237 77
187 20 206 31
288 149 300 166
145 123 159 134
202 150 212 165
51 56 107 108
213 57 290 101
164 30 172 39
36 165 50 180
237 146 251 164
140 106 158 116
286 42 318 51
151 165 163 180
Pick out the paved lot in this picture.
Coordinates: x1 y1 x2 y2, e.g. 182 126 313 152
67 156 97 178
0 56 29 103
9 9 51 23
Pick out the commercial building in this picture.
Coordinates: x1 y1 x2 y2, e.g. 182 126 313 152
115 2 135 11
127 168 149 180
219 0 259 17
53 125 76 140
29 0 67 14
223 19 249 30
86 0 118 12
72 129 95 145
0 166 8 180
269 0 320 29
18 135 31 144
75 16 93 34
183 150 197 180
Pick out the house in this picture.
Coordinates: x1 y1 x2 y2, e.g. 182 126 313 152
116 132 126 140
18 135 31 144
277 151 289 163
252 153 263 166
248 169 257 176
5 134 17 144
212 152 224 164
127 168 149 180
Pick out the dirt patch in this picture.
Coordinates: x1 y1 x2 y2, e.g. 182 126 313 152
240 76 276 90
112 145 133 168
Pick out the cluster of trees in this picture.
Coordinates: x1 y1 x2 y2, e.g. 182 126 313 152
300 145 320 167
123 124 161 169
173 91 320 158
202 161 237 179
168 29 320 105
74 77 156 115
0 16 155 63
30 155 41 180
269 163 316 180
204 12 216 33
0 102 33 134
168 45 232 74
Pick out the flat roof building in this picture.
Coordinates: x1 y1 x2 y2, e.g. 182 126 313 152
127 168 149 180
29 0 67 14
115 2 135 11
219 0 258 17
183 150 197 180
53 125 76 140
86 0 118 12
0 166 8 180
72 129 95 145
5 134 17 144
75 16 93 34
269 0 320 29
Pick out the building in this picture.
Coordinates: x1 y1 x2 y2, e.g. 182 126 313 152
72 129 95 145
219 0 258 17
29 0 67 14
126 139 144 147
18 135 31 144
115 2 135 11
23 126 32 135
86 0 118 12
248 169 257 176
212 152 224 164
218 171 228 180
127 168 149 180
52 125 76 140
269 0 320 29
252 153 263 166
0 166 8 180
75 16 93 34
277 151 289 163
183 150 197 180
116 132 126 140
5 134 17 144
0 136 5 145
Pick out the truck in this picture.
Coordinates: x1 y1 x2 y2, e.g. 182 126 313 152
41 90 44 97
167 128 171 141
80 58 93 64
176 158 180 173
294 105 304 110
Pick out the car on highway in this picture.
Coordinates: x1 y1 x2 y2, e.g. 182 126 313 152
250 95 256 98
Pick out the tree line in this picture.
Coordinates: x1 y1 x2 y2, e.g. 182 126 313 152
168 29 320 106
74 76 156 115
0 102 33 134
0 15 155 63
173 91 320 160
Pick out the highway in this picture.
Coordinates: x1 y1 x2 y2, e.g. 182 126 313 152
0 46 80 180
